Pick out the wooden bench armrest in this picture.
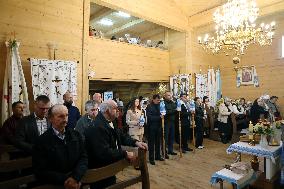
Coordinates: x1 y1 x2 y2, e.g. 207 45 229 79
82 148 150 189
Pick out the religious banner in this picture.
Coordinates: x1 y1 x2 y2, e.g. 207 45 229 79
195 73 208 100
216 69 222 100
236 66 259 87
30 58 77 105
170 74 191 99
195 68 222 107
1 40 30 124
208 68 217 107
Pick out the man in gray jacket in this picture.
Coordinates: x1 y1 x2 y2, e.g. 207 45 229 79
75 100 99 141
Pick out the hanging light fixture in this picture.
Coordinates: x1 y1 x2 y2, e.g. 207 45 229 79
198 0 275 56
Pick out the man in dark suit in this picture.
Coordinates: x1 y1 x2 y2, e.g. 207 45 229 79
33 104 87 188
15 95 50 154
194 97 205 149
63 91 81 129
85 100 147 189
146 94 164 165
180 94 193 153
164 91 177 156
0 101 24 145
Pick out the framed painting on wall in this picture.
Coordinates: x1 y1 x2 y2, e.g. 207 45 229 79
104 91 113 101
170 74 191 99
240 66 254 85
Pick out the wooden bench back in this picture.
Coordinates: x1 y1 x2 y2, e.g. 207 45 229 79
0 157 35 189
0 149 150 189
0 145 18 155
0 145 20 161
81 148 150 189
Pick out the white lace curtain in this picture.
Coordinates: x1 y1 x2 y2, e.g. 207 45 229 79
1 41 30 124
30 58 77 105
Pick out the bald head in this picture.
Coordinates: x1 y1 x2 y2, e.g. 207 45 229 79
93 93 102 104
48 104 68 132
63 91 73 105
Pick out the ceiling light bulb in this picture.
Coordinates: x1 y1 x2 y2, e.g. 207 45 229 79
116 11 131 18
98 18 113 26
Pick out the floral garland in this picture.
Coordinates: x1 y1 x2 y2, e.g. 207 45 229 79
8 39 17 49
275 120 284 129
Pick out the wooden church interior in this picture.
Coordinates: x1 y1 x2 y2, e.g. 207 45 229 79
0 0 284 189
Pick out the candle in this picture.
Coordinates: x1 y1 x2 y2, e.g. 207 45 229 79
249 121 253 133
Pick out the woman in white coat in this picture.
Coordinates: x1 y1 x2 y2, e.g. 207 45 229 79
217 98 232 144
126 98 144 141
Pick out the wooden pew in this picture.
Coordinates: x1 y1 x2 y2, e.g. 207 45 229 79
209 111 220 141
81 148 150 189
0 148 149 189
0 157 35 189
0 145 19 161
231 113 249 143
230 113 239 143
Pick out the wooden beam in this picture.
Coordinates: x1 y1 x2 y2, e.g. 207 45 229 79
90 7 113 25
188 0 284 28
105 18 145 36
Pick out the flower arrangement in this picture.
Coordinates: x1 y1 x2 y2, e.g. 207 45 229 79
253 121 274 136
275 120 284 129
275 121 281 129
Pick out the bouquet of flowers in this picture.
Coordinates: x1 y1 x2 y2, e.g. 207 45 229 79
253 121 274 136
275 120 284 129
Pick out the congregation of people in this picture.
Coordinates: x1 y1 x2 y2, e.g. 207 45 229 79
0 90 281 188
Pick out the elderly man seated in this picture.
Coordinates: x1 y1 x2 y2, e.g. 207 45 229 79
85 100 147 189
33 104 88 188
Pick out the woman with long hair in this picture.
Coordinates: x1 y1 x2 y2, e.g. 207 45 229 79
126 98 144 141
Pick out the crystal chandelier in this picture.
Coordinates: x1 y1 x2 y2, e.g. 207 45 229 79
198 0 275 56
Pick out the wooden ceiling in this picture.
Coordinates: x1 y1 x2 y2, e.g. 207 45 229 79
90 0 284 38
172 0 226 17
90 3 164 39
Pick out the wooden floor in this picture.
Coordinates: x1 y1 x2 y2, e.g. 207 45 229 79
117 139 255 189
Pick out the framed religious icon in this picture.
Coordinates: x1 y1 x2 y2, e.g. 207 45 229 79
240 66 254 85
103 91 113 101
170 74 191 98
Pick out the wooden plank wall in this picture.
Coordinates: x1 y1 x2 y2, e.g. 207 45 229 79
88 37 170 82
91 0 188 32
0 0 85 118
139 27 165 43
168 30 187 74
190 12 284 114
